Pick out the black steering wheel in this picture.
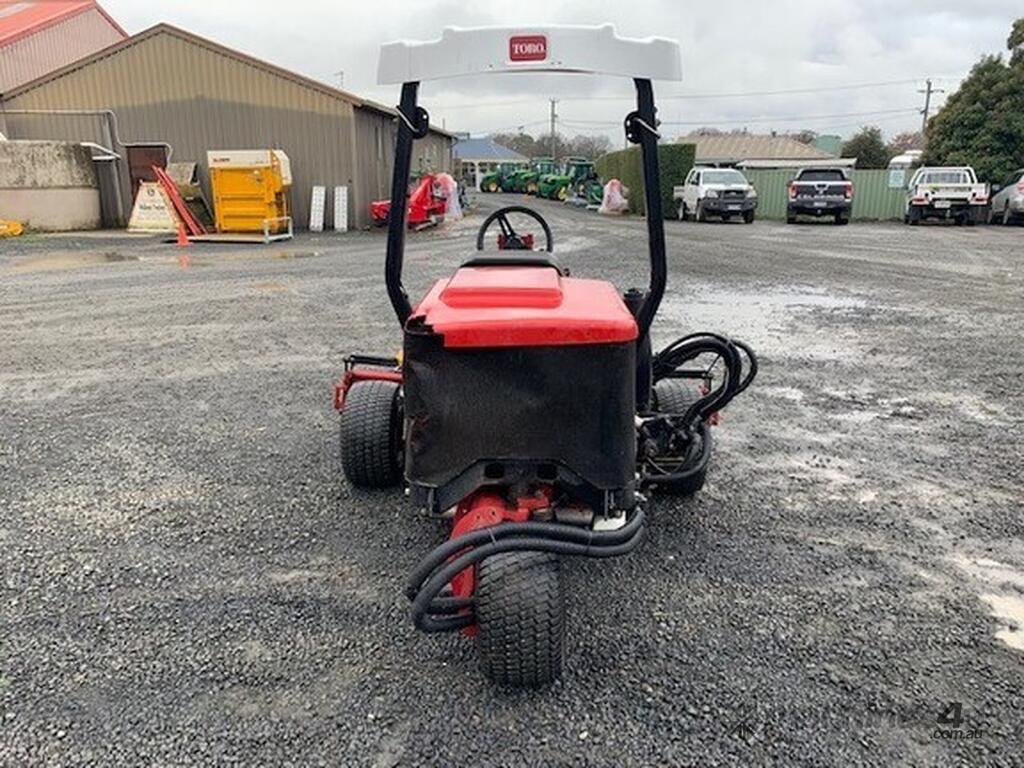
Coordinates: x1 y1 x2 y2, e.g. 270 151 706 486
475 206 554 252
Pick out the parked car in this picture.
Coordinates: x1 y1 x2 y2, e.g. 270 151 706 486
988 168 1024 225
674 167 757 223
786 167 853 225
904 166 988 226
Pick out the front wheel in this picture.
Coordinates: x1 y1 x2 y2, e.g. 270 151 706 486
484 181 498 193
477 551 564 688
743 210 755 224
696 202 708 223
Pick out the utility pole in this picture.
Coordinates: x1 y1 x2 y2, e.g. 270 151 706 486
918 78 944 135
549 98 558 162
334 70 345 89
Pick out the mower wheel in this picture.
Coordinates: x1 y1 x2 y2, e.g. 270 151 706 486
477 551 564 688
339 380 402 488
652 380 709 496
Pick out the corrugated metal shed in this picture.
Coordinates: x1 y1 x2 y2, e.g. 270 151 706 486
0 1 125 93
0 23 453 229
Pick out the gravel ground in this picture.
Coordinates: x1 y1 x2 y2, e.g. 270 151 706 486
2 196 1022 767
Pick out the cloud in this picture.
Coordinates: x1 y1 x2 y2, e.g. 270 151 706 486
101 0 1020 140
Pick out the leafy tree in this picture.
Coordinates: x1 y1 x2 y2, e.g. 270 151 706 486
841 126 891 169
489 131 537 158
887 131 924 155
789 129 818 145
566 134 612 160
925 17 1024 182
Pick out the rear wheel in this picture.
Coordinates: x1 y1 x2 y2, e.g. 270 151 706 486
526 181 538 195
477 551 564 688
340 380 402 488
652 380 709 496
557 186 569 201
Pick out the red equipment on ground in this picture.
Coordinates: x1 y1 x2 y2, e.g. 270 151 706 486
370 173 447 228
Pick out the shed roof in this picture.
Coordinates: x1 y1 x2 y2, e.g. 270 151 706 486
679 134 834 164
0 1 125 47
3 22 454 137
453 137 528 162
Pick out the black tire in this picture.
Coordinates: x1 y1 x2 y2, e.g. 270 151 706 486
339 380 402 488
743 210 755 224
485 181 498 193
835 213 849 225
786 212 797 224
652 380 709 496
678 201 688 221
696 202 708 223
477 551 564 688
1003 206 1013 225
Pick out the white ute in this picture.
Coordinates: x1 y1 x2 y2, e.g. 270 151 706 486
674 167 758 224
905 166 989 225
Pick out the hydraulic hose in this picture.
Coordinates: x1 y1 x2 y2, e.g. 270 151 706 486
409 507 646 633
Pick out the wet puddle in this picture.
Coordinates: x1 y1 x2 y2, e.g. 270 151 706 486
950 554 1024 653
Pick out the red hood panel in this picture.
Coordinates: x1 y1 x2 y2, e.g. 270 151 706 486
412 266 638 348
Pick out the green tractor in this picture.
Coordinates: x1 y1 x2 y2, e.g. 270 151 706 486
479 162 521 193
510 156 556 194
538 157 602 202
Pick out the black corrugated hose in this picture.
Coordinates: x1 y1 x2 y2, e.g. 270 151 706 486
641 332 758 485
408 508 646 633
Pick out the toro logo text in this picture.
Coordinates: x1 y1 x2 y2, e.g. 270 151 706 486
509 35 547 62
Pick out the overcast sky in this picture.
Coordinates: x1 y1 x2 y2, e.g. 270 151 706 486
103 0 1019 142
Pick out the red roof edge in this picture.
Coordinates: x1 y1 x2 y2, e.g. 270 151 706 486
0 1 126 48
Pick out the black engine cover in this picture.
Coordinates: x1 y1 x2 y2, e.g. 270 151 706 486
402 328 636 512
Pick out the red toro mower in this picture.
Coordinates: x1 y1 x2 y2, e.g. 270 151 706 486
335 26 757 687
370 173 448 228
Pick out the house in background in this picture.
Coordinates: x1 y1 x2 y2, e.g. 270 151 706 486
0 1 126 93
454 136 529 190
678 133 854 170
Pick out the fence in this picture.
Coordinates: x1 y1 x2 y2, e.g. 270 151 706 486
742 169 907 221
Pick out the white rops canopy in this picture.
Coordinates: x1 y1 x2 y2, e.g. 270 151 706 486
377 25 682 85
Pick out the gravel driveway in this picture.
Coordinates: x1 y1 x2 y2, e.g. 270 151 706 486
2 196 1022 766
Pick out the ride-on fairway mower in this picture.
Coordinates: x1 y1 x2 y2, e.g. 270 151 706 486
335 26 757 687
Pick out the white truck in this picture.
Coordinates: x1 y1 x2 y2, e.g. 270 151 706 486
905 166 989 225
673 167 758 223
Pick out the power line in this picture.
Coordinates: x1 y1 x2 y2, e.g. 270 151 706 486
427 76 958 110
560 107 920 128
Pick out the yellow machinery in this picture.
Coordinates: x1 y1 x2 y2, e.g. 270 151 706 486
207 150 292 237
0 219 24 237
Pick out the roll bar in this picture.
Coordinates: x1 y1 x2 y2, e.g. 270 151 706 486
384 78 667 345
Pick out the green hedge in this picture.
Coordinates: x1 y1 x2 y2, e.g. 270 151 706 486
594 143 696 218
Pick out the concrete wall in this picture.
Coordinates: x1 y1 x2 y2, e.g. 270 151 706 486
0 140 100 230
